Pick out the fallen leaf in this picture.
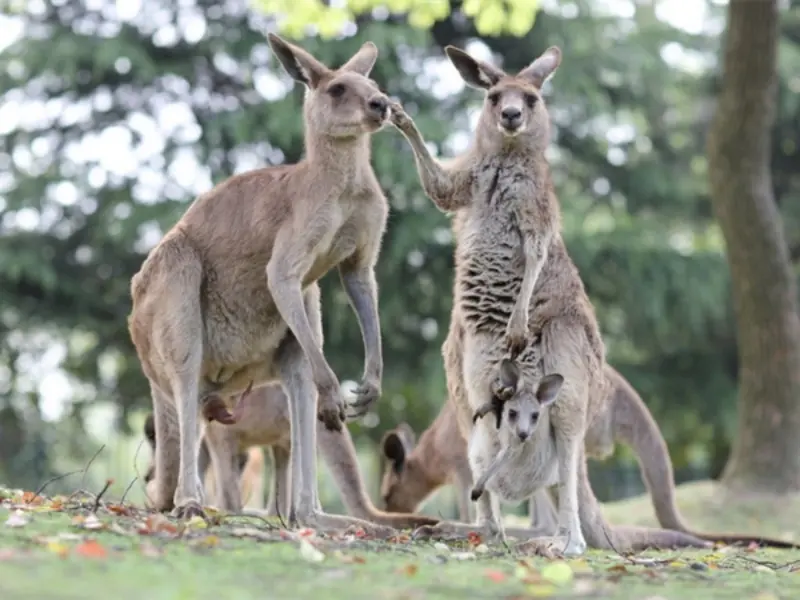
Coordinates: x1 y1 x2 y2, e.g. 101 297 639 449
186 515 207 530
467 531 482 547
82 514 104 530
541 561 573 586
75 540 107 559
22 491 42 505
106 504 131 516
400 564 418 577
4 509 29 528
746 542 760 552
141 514 178 535
433 542 449 553
299 539 324 563
607 564 628 574
192 535 219 549
485 569 506 583
297 528 316 538
388 533 410 544
475 543 490 554
46 541 69 558
452 551 476 561
338 553 366 564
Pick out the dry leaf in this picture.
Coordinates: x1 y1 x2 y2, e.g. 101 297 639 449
400 564 418 577
433 542 449 552
82 514 104 530
467 531 482 547
21 491 42 505
475 543 489 554
299 539 325 563
75 540 108 559
141 513 178 535
4 509 29 528
607 564 628 574
485 569 506 583
452 552 476 561
106 504 131 516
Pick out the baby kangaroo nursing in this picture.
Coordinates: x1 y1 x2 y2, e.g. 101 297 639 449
142 386 439 529
391 45 711 554
128 34 392 531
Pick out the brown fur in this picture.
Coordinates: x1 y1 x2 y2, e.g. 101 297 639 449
390 46 711 554
128 34 393 533
142 387 439 529
380 365 798 548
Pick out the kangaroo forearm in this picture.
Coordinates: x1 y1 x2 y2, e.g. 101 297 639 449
266 268 333 387
397 122 460 211
339 266 383 381
514 236 548 324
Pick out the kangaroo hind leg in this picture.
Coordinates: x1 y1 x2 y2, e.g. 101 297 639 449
277 284 395 537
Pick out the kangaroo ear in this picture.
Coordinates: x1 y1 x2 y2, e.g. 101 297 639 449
536 373 564 407
339 41 379 77
445 45 504 90
143 414 156 447
381 431 408 471
518 46 562 89
499 358 521 391
268 33 330 89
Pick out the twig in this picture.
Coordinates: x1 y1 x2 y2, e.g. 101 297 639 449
120 477 138 505
92 479 113 513
29 468 85 502
78 444 106 492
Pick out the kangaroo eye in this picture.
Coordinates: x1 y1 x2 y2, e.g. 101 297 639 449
488 92 500 106
524 93 537 108
508 409 518 421
531 413 539 424
328 83 346 98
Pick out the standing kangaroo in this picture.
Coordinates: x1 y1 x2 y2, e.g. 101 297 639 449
142 386 439 529
390 46 710 554
128 34 392 531
379 365 799 548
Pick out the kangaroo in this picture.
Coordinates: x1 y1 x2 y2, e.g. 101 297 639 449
128 34 393 532
380 364 799 549
141 389 439 529
143 416 266 510
390 45 711 554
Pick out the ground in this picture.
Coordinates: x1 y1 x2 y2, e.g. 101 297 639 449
1 483 799 600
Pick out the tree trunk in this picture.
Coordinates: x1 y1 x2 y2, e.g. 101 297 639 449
708 0 800 494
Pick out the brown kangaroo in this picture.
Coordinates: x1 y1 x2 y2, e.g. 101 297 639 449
389 45 711 553
142 386 439 529
380 365 798 548
128 34 393 533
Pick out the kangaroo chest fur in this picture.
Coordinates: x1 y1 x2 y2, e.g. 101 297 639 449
453 154 542 336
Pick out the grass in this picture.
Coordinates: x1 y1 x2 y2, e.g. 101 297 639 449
2 484 800 600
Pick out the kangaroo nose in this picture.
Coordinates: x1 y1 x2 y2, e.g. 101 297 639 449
518 430 530 442
368 96 388 117
501 107 522 122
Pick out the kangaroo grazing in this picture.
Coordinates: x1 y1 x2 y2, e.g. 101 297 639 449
143 386 439 529
390 45 711 554
128 34 393 531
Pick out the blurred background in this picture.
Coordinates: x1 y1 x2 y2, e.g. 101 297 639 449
0 0 798 519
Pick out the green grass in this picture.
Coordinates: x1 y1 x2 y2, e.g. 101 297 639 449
2 485 800 600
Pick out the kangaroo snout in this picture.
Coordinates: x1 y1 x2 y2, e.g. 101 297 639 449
367 94 389 120
517 429 530 442
500 106 523 131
